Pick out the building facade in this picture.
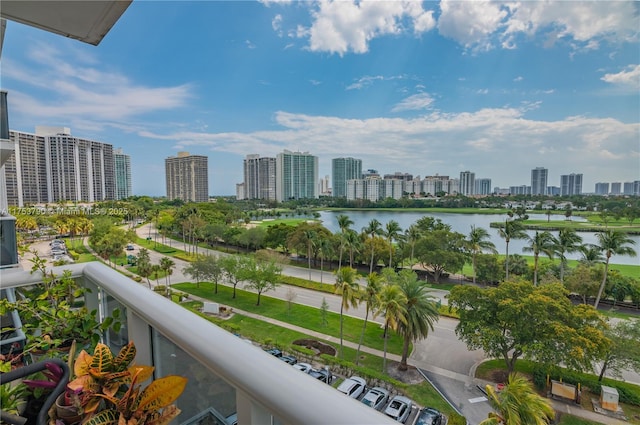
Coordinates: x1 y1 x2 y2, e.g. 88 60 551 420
332 157 362 198
114 148 132 200
531 167 548 196
560 173 582 196
475 178 492 195
165 152 209 203
6 127 116 206
595 182 610 195
459 171 475 196
276 150 318 202
243 154 277 201
610 182 622 195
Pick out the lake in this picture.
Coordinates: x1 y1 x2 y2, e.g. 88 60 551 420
316 210 639 266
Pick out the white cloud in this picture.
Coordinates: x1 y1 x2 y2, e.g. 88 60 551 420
301 0 437 55
259 0 293 7
601 64 640 90
392 93 435 112
3 42 192 123
272 14 284 36
140 108 638 188
346 75 384 90
438 1 639 51
513 76 523 82
245 40 257 49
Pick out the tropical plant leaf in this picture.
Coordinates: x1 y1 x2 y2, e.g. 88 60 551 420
136 376 187 411
126 365 154 384
146 405 181 425
74 349 93 377
91 343 115 373
114 342 136 372
84 408 119 425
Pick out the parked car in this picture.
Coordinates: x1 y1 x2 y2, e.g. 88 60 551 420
308 367 332 384
293 362 313 373
337 376 366 399
126 244 135 251
414 407 444 425
361 387 389 411
279 355 297 365
384 395 412 423
265 348 282 358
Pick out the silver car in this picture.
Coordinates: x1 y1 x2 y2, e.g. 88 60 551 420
384 395 412 423
361 387 389 411
336 376 366 399
293 362 312 373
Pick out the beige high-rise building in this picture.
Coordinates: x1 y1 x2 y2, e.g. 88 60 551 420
165 152 209 202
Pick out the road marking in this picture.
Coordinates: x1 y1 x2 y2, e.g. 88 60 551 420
468 396 487 403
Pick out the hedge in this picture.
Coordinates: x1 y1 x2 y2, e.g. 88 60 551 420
533 365 640 406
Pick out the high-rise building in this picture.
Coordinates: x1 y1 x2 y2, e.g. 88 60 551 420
623 182 635 195
318 175 330 196
531 167 548 196
6 127 116 206
243 154 276 201
459 171 475 196
475 178 492 195
560 173 582 196
610 182 622 195
114 148 132 200
595 182 610 195
276 150 318 202
332 157 362 198
165 152 208 203
634 181 640 196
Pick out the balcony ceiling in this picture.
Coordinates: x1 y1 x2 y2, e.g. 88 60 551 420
0 0 132 45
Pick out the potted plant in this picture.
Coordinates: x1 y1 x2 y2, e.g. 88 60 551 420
51 341 187 425
0 254 121 358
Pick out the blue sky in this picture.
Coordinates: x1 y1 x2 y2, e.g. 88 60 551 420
3 0 639 196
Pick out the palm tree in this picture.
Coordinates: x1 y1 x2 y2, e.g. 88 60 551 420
497 220 527 280
334 267 360 359
384 220 403 269
316 238 333 283
378 283 407 373
302 229 317 280
480 374 554 425
160 257 175 286
523 231 555 286
553 228 583 283
466 225 497 284
395 270 439 371
343 229 361 268
594 230 637 308
363 219 383 274
404 224 421 266
355 273 382 366
579 243 604 266
336 214 354 270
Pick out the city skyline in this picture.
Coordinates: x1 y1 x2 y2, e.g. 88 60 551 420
3 1 638 195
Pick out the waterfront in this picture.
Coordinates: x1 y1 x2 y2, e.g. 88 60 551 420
317 210 640 266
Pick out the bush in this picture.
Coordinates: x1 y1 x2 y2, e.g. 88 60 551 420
448 413 467 425
66 250 80 260
279 275 335 294
533 365 640 406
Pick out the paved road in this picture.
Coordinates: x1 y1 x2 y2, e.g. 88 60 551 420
26 226 636 425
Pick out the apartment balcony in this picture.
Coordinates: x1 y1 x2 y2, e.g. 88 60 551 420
0 261 395 425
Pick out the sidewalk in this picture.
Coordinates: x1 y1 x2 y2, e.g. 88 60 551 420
85 229 631 425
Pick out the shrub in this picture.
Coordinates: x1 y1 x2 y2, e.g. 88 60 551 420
448 413 467 425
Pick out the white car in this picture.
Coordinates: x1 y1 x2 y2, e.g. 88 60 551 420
293 362 312 373
384 395 412 423
361 387 389 411
336 376 366 399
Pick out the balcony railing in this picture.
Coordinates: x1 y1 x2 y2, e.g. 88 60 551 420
0 261 396 425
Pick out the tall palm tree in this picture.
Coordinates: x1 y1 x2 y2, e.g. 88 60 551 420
553 228 583 283
363 219 383 273
480 374 554 425
594 230 637 308
302 229 317 280
336 214 354 270
523 231 555 286
497 220 527 280
316 237 333 283
466 225 497 284
384 220 403 269
404 224 421 266
355 272 382 365
395 270 439 371
378 283 407 373
334 267 361 358
343 229 361 268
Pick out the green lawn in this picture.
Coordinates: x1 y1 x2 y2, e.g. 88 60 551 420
255 218 317 227
173 281 405 355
